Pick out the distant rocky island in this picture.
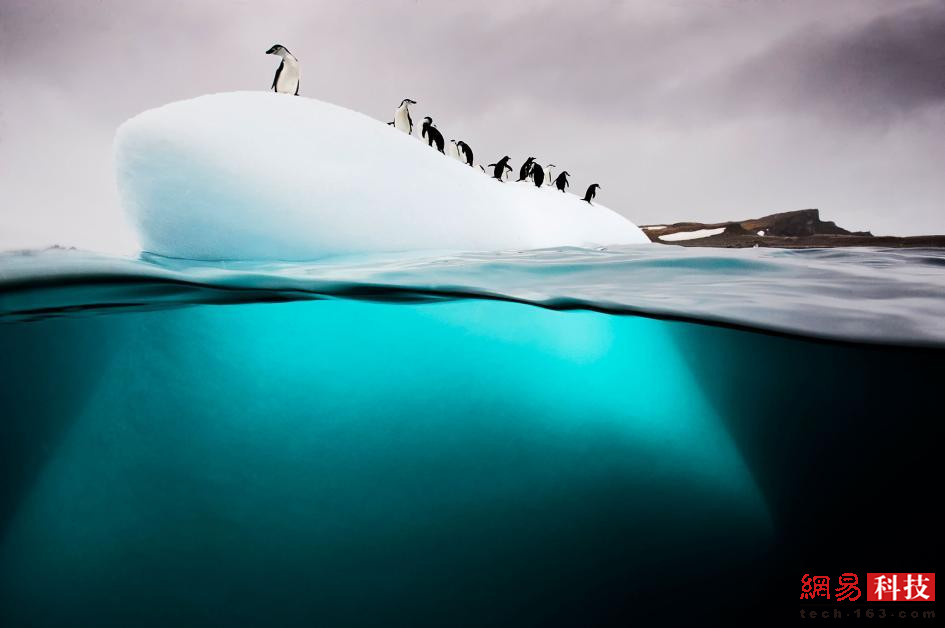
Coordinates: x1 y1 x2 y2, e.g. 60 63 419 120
641 209 945 248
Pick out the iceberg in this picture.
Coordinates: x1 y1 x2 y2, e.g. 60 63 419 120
114 92 649 260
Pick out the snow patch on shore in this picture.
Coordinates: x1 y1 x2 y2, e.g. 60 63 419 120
659 228 726 242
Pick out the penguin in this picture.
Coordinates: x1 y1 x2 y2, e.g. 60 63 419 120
530 163 545 187
583 184 601 204
545 164 557 186
447 140 463 161
456 141 474 166
266 44 300 95
421 117 445 153
487 156 514 181
553 171 570 192
517 157 536 182
393 98 416 134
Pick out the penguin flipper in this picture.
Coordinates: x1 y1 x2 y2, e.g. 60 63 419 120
271 60 284 92
295 81 300 96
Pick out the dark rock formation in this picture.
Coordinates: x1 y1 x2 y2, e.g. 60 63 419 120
641 209 944 248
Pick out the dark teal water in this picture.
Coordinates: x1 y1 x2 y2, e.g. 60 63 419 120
0 248 942 626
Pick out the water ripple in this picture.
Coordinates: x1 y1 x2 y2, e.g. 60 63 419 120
2 245 945 347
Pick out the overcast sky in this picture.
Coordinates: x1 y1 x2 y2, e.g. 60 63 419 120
1 0 944 254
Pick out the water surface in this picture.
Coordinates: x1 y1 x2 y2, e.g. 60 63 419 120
1 246 941 626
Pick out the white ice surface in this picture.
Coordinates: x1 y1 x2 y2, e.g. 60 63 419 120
659 228 726 242
114 92 649 260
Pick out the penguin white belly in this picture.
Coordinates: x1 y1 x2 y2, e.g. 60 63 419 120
394 108 411 134
447 141 461 161
275 62 301 94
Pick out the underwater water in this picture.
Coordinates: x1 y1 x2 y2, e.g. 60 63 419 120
1 246 942 626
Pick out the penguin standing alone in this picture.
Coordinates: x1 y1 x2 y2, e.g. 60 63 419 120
517 157 536 182
456 141 474 166
266 44 300 95
393 98 416 134
421 117 445 153
582 184 601 204
553 171 570 192
530 163 545 187
487 156 514 181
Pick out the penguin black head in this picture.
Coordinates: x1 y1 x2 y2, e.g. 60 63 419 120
400 98 417 106
423 116 433 124
590 183 600 189
266 44 291 56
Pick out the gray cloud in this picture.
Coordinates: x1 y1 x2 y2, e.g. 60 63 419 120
705 1 945 122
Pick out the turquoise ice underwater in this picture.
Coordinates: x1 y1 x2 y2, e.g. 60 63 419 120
1 294 777 624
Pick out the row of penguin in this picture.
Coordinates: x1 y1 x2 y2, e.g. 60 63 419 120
266 44 602 205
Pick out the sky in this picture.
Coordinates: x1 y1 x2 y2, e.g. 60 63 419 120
1 0 944 254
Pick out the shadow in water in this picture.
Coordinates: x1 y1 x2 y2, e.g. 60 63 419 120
669 322 942 613
0 317 116 538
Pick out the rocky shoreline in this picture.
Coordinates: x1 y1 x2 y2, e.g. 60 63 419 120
641 209 945 248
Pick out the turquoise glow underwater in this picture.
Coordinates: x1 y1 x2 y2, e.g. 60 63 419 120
1 295 939 626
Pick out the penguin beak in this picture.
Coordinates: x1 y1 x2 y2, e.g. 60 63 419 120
265 47 276 55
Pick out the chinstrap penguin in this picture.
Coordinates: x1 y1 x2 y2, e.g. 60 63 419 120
517 157 536 182
583 183 601 204
456 141 474 166
553 171 570 192
447 139 463 161
393 98 416 134
266 45 300 95
488 156 514 181
421 117 445 153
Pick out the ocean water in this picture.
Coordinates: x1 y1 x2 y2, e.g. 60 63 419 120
1 246 942 626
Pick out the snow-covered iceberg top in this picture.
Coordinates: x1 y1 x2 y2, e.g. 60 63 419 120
114 91 649 260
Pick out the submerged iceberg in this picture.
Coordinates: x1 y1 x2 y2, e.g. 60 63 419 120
114 92 649 260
